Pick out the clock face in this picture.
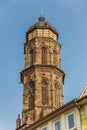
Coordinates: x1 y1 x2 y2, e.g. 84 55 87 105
28 29 57 41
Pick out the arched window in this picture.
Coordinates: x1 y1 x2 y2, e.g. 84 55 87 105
42 47 47 64
28 80 35 109
29 95 34 108
55 81 60 107
29 96 32 108
30 49 33 66
53 50 57 66
42 78 48 105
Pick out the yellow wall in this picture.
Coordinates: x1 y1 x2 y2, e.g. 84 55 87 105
81 105 87 130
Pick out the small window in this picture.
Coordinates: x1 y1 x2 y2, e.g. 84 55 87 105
54 120 60 130
66 112 75 130
41 126 47 130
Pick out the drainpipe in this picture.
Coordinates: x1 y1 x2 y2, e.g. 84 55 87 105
74 99 82 130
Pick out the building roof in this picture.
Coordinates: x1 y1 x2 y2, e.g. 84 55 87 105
27 15 58 35
79 82 87 98
15 95 87 130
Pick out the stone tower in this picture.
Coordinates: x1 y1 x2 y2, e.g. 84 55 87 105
20 14 65 124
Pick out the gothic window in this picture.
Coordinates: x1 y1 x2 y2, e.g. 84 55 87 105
55 81 60 107
29 96 31 108
30 49 33 66
29 95 34 108
25 115 28 122
42 47 47 65
28 79 35 109
41 78 48 105
53 50 57 66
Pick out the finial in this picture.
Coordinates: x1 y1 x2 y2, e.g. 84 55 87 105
38 10 45 22
18 114 20 118
40 10 44 17
85 81 87 88
16 114 21 129
86 81 87 84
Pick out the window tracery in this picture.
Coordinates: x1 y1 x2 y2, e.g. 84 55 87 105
55 80 60 107
24 79 35 109
30 49 33 66
28 79 35 108
53 50 57 66
41 78 48 105
42 47 47 64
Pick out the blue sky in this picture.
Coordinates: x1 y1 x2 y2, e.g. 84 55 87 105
0 0 87 130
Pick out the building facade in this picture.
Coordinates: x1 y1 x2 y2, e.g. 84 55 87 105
16 98 83 130
79 83 87 130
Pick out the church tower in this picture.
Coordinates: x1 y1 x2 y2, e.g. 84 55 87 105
20 14 65 124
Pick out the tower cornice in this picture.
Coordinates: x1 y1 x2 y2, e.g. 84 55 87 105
20 65 65 84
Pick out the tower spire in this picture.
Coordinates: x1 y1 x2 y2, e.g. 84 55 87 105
16 114 21 129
